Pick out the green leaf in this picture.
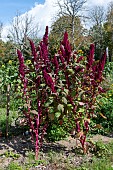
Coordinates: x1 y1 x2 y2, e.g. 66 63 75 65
67 68 74 74
71 91 76 97
62 97 67 104
45 99 53 107
78 108 85 112
64 89 69 95
55 112 61 118
40 84 46 87
45 102 50 107
59 80 64 86
75 63 85 68
67 104 72 107
14 73 18 77
17 79 21 83
57 104 64 112
49 107 54 113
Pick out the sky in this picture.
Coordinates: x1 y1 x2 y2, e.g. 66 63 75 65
0 0 45 24
0 0 112 41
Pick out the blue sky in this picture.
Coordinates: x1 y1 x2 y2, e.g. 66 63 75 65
0 0 45 24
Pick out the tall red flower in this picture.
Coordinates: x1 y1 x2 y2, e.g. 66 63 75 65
43 69 56 93
60 32 72 64
86 44 95 70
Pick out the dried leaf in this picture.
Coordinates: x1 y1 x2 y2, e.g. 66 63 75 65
75 131 84 138
99 113 107 119
48 113 55 120
31 110 38 115
84 118 90 123
24 101 31 108
93 124 103 129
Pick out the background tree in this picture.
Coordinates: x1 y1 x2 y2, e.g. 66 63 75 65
55 0 87 49
8 12 40 54
88 6 106 60
49 15 89 55
103 2 113 61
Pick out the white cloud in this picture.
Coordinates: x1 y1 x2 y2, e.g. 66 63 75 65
87 0 111 8
28 0 58 37
1 0 112 41
1 0 58 41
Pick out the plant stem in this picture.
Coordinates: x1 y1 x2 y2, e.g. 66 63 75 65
6 84 10 138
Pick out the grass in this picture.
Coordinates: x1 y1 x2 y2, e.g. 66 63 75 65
76 141 113 170
77 158 113 170
6 162 23 170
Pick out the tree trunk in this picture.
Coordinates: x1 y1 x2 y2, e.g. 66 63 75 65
72 17 75 49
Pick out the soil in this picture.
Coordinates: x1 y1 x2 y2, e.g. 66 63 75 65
0 133 113 170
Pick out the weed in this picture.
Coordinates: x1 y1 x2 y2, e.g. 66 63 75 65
6 162 22 170
4 151 20 159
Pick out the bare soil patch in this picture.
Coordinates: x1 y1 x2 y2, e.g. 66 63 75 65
0 134 113 170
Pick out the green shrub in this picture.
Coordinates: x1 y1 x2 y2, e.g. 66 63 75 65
46 122 68 141
94 87 113 134
0 108 17 136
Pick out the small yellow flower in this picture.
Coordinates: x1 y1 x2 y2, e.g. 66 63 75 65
2 64 5 68
26 60 31 65
8 60 12 65
108 94 112 97
78 50 84 54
